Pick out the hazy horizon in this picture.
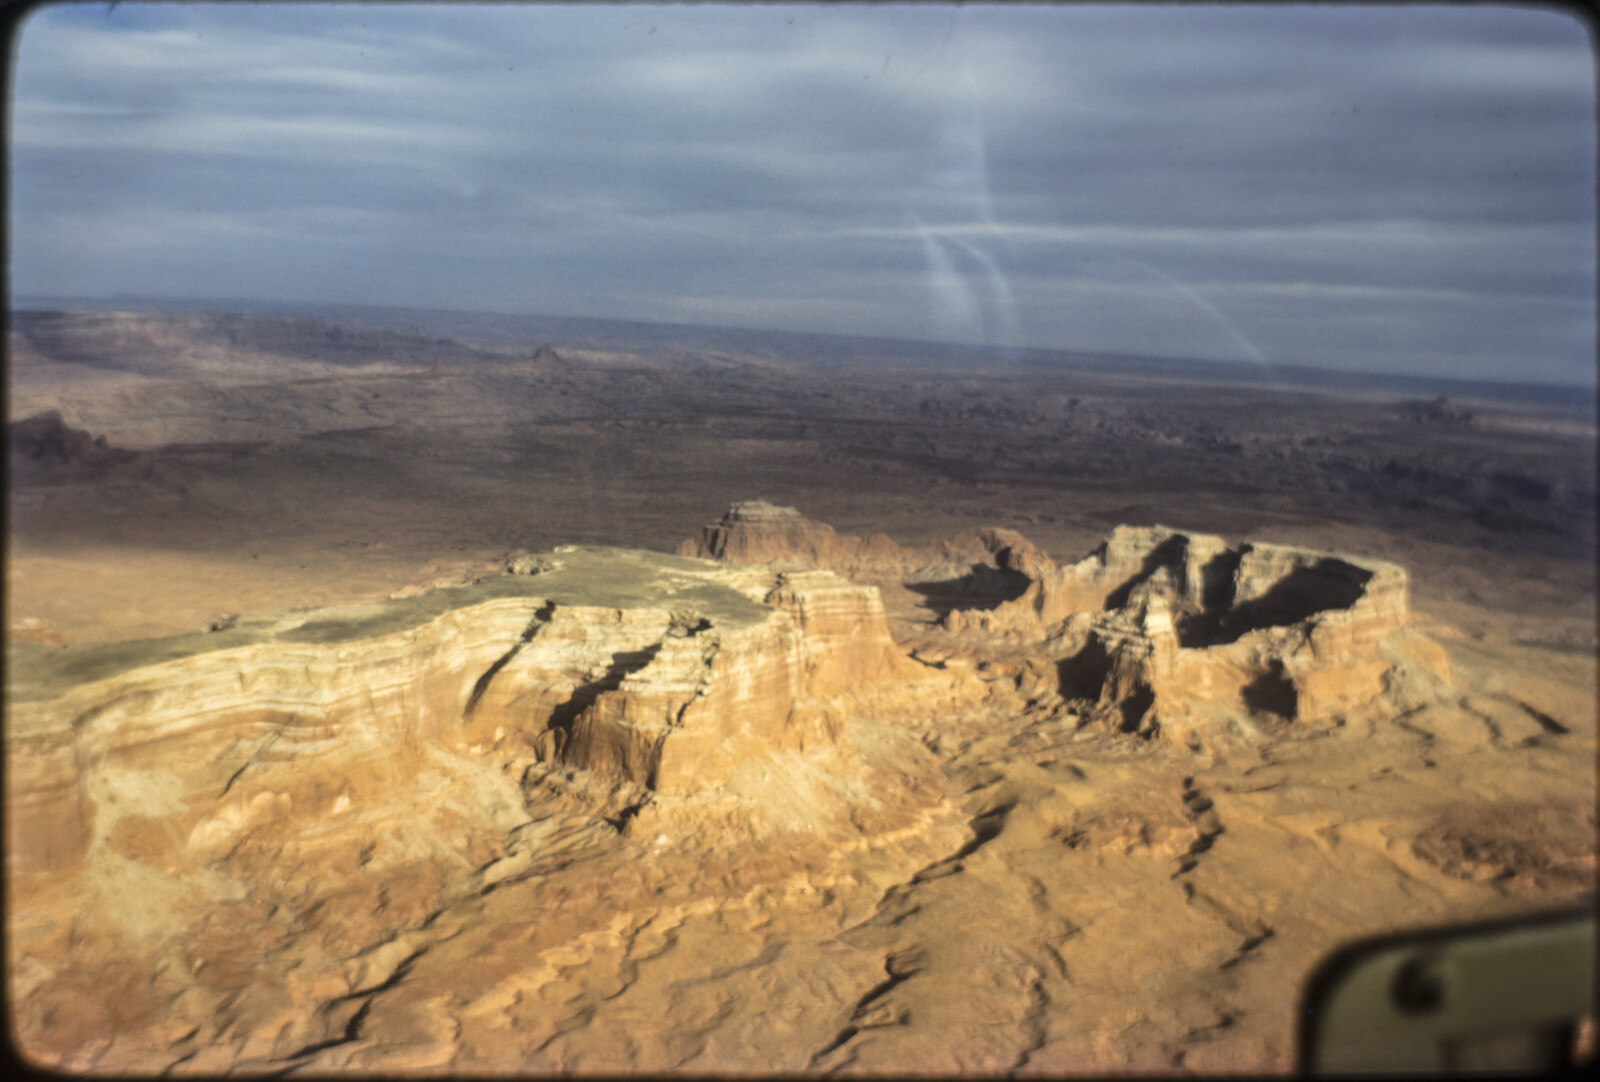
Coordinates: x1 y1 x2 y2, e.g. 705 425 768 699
19 290 1598 405
9 2 1596 387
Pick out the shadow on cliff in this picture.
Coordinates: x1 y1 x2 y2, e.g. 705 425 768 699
1103 534 1190 610
1180 560 1372 648
1057 637 1110 702
546 645 664 737
1240 660 1298 718
906 563 1031 617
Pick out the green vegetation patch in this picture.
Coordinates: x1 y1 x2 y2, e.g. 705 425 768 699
7 547 771 704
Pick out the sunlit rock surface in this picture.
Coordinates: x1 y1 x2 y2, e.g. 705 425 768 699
1027 525 1445 739
680 499 1049 592
691 508 1444 741
7 521 1594 1074
8 547 926 881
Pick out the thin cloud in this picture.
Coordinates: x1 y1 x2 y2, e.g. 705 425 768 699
7 2 1594 385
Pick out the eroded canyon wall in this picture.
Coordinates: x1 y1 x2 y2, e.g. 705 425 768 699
6 548 922 886
685 507 1450 740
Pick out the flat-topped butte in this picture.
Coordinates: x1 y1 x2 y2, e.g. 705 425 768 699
7 546 773 705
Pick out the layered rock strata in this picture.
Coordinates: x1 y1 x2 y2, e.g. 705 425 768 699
686 508 1448 737
14 513 1568 1076
679 499 899 570
6 547 917 883
680 499 1049 595
1005 526 1436 731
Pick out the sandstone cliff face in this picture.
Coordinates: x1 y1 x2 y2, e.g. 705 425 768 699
681 500 1049 594
679 498 968 581
14 515 1587 1077
8 597 536 880
680 499 874 569
6 548 921 886
685 509 1442 740
5 546 972 1073
1023 525 1439 736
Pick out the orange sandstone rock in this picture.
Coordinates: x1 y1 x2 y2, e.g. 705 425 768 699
684 508 1444 739
6 547 927 885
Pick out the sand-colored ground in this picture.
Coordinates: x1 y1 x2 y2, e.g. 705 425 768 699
7 309 1595 1072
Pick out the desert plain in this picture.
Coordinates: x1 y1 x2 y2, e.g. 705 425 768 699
6 304 1597 1073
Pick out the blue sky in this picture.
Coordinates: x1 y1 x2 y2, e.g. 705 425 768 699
8 2 1596 385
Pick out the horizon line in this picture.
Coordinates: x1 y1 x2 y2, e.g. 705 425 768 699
10 290 1596 396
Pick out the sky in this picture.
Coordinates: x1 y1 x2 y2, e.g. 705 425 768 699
8 2 1596 386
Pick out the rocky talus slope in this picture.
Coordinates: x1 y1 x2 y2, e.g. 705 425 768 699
7 514 1594 1073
